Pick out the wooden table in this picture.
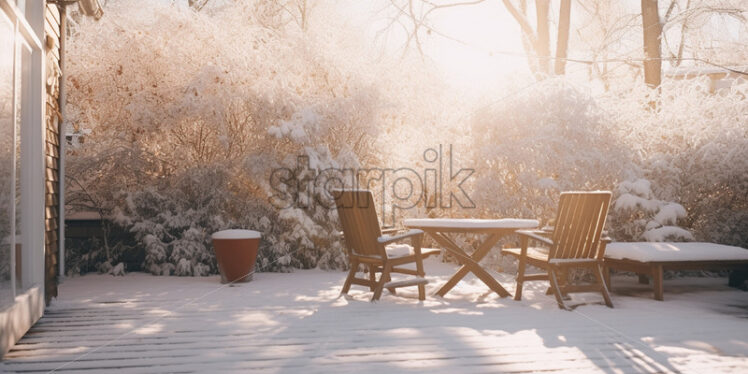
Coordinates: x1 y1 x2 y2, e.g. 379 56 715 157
403 218 539 298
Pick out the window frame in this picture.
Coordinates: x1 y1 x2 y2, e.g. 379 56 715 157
0 0 46 304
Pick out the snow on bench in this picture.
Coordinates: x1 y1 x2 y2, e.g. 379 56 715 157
603 242 748 300
606 242 748 262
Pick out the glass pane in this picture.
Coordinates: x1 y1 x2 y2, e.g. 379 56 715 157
0 15 14 310
16 40 31 293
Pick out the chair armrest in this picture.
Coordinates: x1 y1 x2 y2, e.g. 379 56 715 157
536 229 554 238
381 227 400 235
596 236 613 260
378 229 424 244
516 229 554 246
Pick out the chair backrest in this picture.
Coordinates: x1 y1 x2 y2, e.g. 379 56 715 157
333 189 385 258
549 191 612 260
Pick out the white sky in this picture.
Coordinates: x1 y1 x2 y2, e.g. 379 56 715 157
338 0 745 94
357 0 531 92
167 0 744 95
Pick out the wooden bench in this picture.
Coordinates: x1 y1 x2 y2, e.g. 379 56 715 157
603 242 748 300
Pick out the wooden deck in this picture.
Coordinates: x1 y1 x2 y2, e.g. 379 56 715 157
2 259 747 373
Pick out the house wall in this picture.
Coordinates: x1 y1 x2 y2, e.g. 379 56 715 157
43 2 61 304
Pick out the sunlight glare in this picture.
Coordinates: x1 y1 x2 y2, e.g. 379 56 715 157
426 2 529 92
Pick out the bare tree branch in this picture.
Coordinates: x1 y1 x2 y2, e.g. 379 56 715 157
421 0 487 19
500 0 538 47
188 0 210 12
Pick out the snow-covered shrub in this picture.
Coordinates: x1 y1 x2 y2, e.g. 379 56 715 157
0 195 10 284
600 79 748 247
609 178 693 242
0 130 19 282
63 0 445 275
433 80 632 274
64 235 131 276
0 157 10 282
465 79 746 275
468 80 630 224
112 165 340 274
466 78 746 250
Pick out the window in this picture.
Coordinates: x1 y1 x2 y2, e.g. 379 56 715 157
15 36 32 293
0 9 13 310
0 0 44 311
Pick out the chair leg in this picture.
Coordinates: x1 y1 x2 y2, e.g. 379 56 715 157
385 272 397 295
545 284 571 300
341 258 358 295
368 264 377 291
417 283 426 301
603 265 611 290
413 235 426 301
560 269 570 296
514 260 525 301
372 263 392 302
548 267 568 310
545 269 570 300
594 264 614 308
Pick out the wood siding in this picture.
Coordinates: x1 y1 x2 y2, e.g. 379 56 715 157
44 4 62 303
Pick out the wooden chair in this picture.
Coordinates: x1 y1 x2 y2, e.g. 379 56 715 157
334 189 441 301
502 191 614 310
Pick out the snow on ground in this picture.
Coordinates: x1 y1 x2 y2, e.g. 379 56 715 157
2 258 747 373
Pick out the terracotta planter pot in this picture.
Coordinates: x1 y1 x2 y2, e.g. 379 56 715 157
211 230 261 283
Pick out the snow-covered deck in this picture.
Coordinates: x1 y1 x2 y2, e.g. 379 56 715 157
2 259 747 373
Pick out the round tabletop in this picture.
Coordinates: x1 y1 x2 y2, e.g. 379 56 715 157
403 218 539 232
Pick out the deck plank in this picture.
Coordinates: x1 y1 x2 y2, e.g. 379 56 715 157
2 259 747 373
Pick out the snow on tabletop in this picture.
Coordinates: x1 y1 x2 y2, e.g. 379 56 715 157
403 218 539 229
211 229 262 240
605 242 748 262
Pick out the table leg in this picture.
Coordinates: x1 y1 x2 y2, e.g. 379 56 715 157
652 264 664 301
428 232 511 298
